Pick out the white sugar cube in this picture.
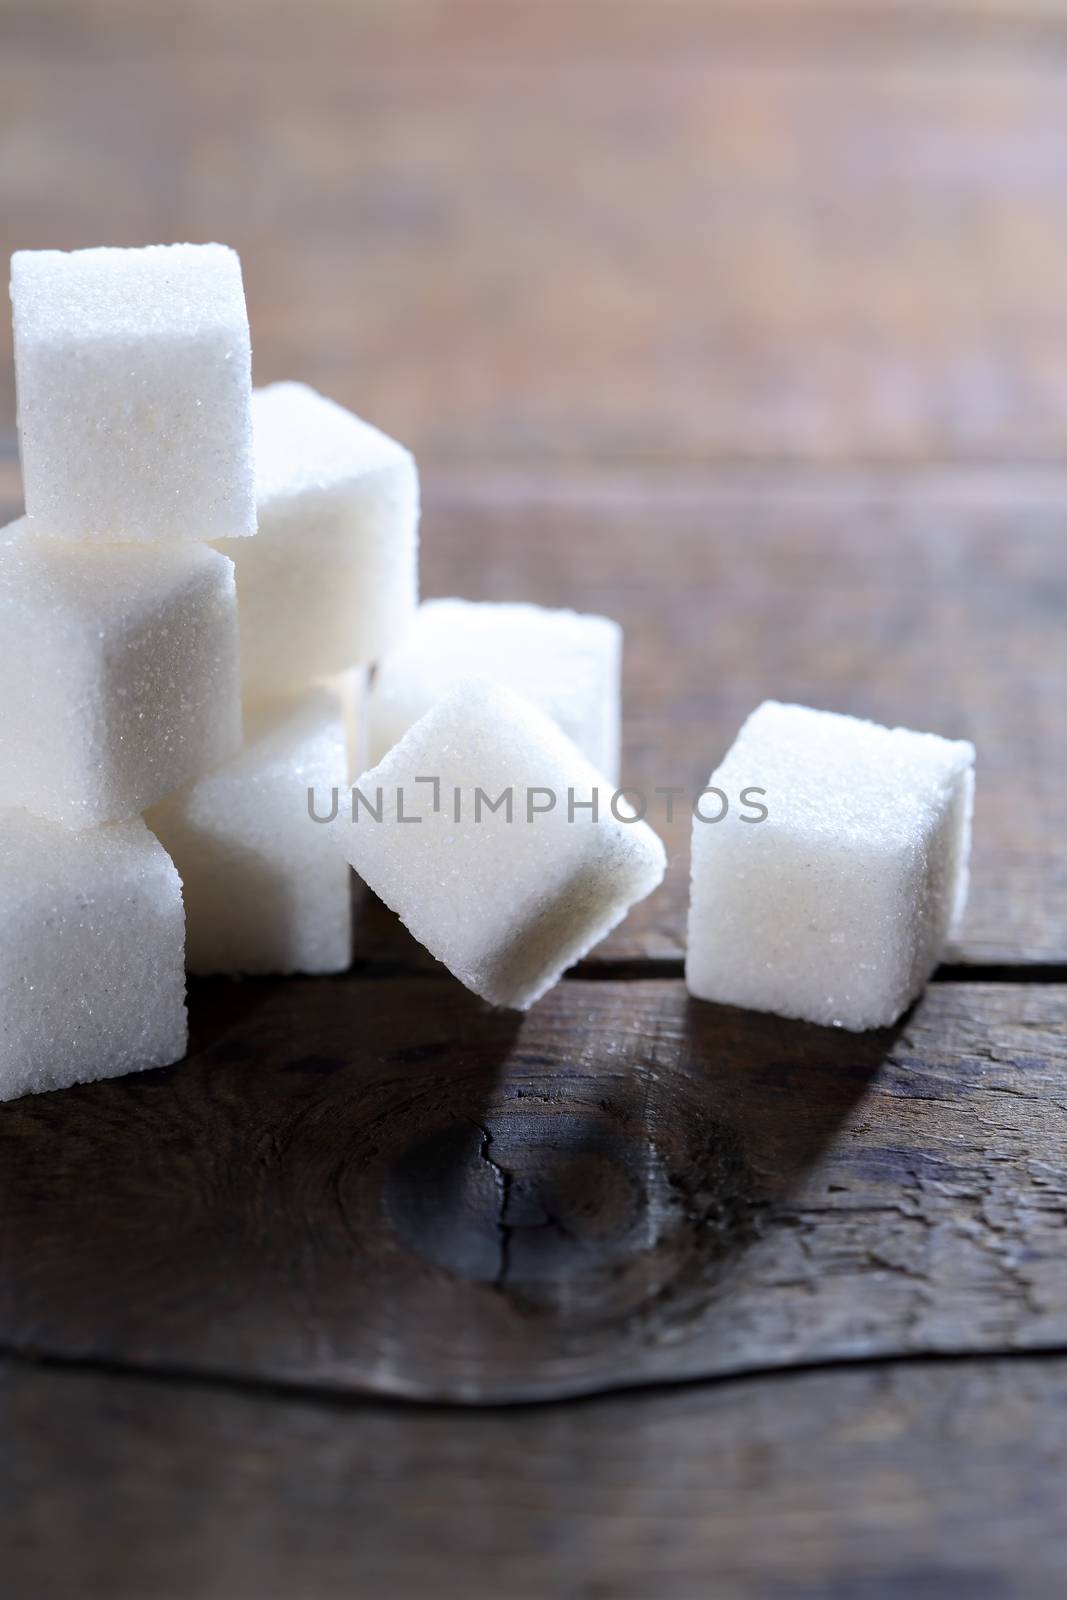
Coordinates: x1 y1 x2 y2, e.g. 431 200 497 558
218 382 419 702
322 666 369 781
343 679 665 1009
369 599 622 780
147 688 351 976
685 701 976 1031
11 243 255 542
0 518 242 829
0 810 187 1101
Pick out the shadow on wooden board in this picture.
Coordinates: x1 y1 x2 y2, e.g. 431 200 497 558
0 971 907 1403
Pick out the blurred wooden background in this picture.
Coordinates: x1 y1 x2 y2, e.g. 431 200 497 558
2 5 1066 1598
6 0 1067 464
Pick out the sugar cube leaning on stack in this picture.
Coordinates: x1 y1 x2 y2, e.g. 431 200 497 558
344 680 666 1010
1 243 254 1100
347 544 651 1009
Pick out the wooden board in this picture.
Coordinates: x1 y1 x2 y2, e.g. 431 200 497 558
7 5 1067 465
4 458 1061 969
2 977 1063 1404
4 1353 1067 1599
413 466 1067 968
2 3 1066 1592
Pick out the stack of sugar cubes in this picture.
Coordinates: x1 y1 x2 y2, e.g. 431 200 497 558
0 240 975 1105
0 243 418 1100
0 241 669 1102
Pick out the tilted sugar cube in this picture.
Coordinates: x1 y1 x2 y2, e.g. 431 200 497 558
0 518 242 829
11 243 255 542
368 599 622 781
343 679 665 1009
147 688 351 976
685 701 976 1031
218 382 419 702
0 810 187 1101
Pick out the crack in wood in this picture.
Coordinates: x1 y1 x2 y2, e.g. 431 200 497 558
9 1337 1067 1418
470 1120 515 1293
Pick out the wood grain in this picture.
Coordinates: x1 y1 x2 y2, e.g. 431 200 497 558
2 3 1066 1591
5 1352 1067 1600
1 977 1063 1404
3 458 1061 968
7 4 1067 463
355 465 1066 970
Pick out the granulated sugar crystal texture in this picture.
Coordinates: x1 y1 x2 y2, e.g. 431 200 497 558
219 381 419 702
343 678 666 1010
0 518 242 828
147 687 351 976
685 700 976 1031
0 810 187 1101
368 598 623 780
11 243 255 542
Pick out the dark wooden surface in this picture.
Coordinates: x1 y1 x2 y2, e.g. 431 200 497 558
2 978 1065 1404
2 2 1067 1596
6 1355 1067 1600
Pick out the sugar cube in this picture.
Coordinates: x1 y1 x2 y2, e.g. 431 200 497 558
218 382 419 702
147 688 351 975
0 518 242 829
343 679 665 1009
322 666 369 781
11 243 255 542
685 701 976 1031
0 810 187 1101
369 599 622 780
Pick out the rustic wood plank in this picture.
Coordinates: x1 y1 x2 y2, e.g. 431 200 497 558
402 466 1067 967
1 458 1061 966
7 7 1067 463
4 1352 1066 1600
422 464 1067 960
1 6 1063 1585
1 977 1063 1404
